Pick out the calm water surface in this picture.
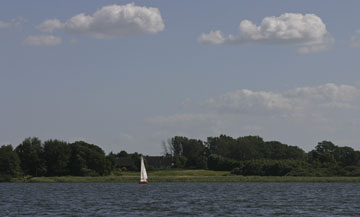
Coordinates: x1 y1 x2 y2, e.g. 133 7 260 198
1 182 360 216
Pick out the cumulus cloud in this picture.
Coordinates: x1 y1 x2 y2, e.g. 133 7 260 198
205 83 360 115
0 21 11 29
286 83 360 102
351 30 360 47
37 3 164 38
149 83 360 127
198 30 226 45
37 19 64 33
198 13 333 53
0 17 26 29
205 89 292 115
24 35 62 46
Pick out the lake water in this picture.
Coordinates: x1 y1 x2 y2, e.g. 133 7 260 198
1 182 360 216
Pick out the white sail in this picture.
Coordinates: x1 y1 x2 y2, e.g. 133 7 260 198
140 156 148 183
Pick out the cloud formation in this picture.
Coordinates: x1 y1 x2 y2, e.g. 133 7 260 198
0 17 26 29
23 35 62 46
206 83 360 115
149 83 360 131
0 21 11 29
351 30 360 47
37 19 63 33
37 3 164 38
198 13 333 53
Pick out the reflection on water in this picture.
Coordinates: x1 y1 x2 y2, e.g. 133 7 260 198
1 182 360 216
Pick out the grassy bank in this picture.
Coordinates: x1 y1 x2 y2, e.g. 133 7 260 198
11 170 360 183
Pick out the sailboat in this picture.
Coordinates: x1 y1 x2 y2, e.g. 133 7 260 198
139 156 148 184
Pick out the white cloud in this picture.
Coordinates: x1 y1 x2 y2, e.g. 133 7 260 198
24 35 62 46
205 89 292 115
287 83 360 101
149 83 360 129
351 30 360 47
0 21 11 29
204 83 360 115
37 3 164 38
198 30 226 45
198 13 333 53
37 19 64 33
0 17 26 29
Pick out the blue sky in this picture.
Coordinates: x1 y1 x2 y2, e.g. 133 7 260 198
1 0 360 155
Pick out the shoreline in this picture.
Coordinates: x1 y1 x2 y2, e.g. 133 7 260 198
5 170 360 183
9 175 360 183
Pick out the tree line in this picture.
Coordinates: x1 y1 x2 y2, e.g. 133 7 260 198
0 137 151 181
163 135 360 176
1 135 360 181
0 138 114 181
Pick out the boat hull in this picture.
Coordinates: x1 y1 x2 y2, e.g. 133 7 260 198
139 181 148 184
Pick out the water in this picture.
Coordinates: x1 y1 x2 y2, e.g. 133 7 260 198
1 183 360 216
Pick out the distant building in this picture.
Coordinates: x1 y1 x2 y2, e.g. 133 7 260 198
145 156 173 169
116 157 135 169
115 156 172 170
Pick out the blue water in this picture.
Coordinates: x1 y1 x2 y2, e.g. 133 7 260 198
1 183 360 216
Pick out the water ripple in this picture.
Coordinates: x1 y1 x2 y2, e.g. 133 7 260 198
0 182 359 216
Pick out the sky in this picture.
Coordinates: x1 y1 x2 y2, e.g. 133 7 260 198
1 0 360 155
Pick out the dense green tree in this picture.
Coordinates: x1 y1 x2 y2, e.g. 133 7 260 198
0 145 21 177
130 152 141 171
117 150 128 157
170 136 207 169
173 155 187 168
106 152 117 172
15 137 46 176
260 141 306 160
234 159 309 176
43 140 70 176
170 136 186 156
207 154 240 171
334 146 359 166
206 135 305 162
231 136 262 161
206 135 235 157
68 141 107 176
316 141 337 153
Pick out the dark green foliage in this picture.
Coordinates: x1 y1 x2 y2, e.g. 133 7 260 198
207 154 240 171
260 141 306 160
0 145 21 178
308 141 359 166
167 136 360 177
15 137 46 176
43 140 70 176
173 155 187 168
334 147 359 166
68 141 108 176
170 136 207 169
206 135 305 161
106 152 117 173
13 138 112 177
117 150 128 157
232 159 310 176
316 141 337 153
130 152 141 171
